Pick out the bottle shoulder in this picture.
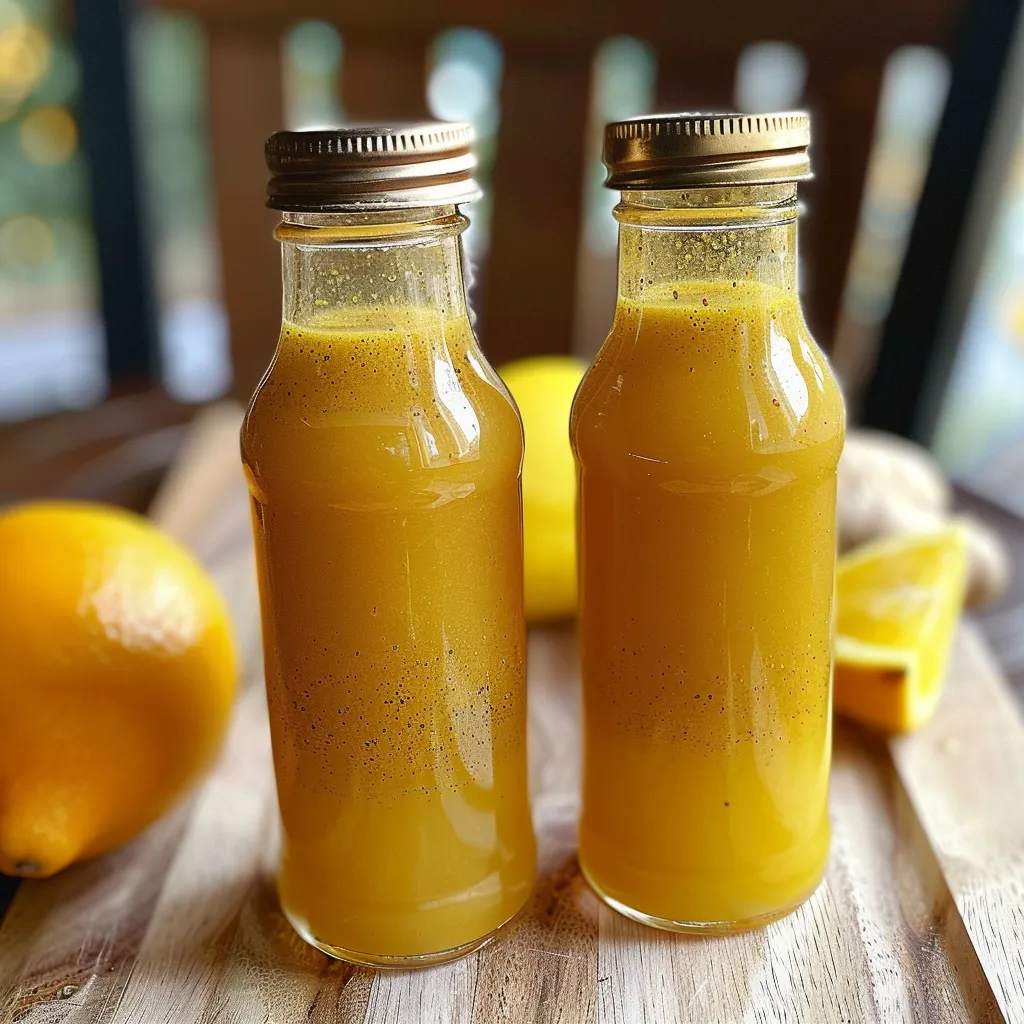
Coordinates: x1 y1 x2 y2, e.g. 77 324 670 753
242 321 522 497
571 295 845 468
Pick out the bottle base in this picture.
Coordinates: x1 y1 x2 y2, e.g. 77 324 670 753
282 905 508 969
580 861 821 935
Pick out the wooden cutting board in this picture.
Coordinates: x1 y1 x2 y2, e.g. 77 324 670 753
1 404 1022 1024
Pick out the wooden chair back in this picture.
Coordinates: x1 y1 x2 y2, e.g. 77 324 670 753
166 0 961 397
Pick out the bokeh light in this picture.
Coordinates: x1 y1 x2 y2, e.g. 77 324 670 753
734 42 808 114
427 60 492 127
283 19 343 130
428 28 502 137
0 213 55 271
0 0 21 30
585 37 657 254
18 104 76 165
285 18 341 76
428 28 503 255
0 17 50 111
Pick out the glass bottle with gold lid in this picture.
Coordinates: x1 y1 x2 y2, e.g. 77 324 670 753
242 123 536 966
571 113 845 931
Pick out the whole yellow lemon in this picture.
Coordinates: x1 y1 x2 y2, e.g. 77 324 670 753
500 356 585 622
0 502 237 878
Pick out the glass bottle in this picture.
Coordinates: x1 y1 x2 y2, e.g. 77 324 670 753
571 113 845 931
242 124 536 967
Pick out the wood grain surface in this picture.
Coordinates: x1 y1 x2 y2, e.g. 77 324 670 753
0 405 1020 1024
891 630 1024 1023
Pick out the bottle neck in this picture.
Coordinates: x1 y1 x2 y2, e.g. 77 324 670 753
614 184 800 304
276 205 470 330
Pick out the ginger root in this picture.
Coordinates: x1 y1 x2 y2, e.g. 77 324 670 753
838 429 1011 607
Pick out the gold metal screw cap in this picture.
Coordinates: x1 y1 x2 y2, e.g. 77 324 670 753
266 122 483 211
603 111 811 190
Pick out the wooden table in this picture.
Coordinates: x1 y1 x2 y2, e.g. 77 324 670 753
2 404 1023 1024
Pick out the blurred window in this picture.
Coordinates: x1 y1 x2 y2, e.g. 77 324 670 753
572 36 656 355
734 42 809 292
283 19 343 130
134 9 228 403
427 27 503 258
583 36 657 257
734 42 808 114
0 0 104 420
931 105 1024 513
843 48 951 329
832 47 950 391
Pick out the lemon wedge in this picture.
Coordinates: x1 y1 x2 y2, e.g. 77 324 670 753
834 524 968 732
